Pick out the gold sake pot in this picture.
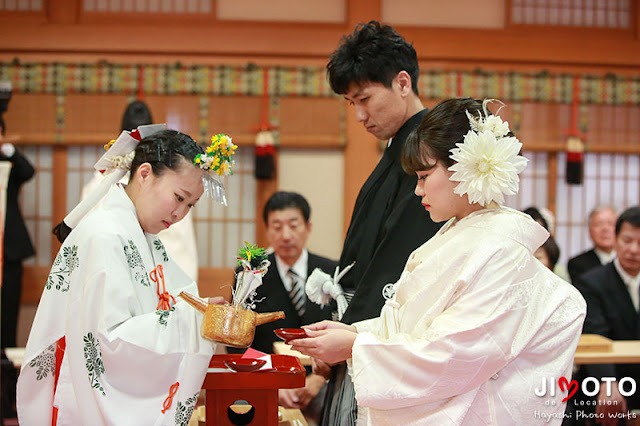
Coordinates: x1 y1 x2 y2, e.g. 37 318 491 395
179 291 285 348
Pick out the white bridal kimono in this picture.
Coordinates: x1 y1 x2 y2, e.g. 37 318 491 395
350 208 586 425
17 184 214 426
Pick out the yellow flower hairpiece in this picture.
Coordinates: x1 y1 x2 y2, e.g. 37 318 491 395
193 134 237 176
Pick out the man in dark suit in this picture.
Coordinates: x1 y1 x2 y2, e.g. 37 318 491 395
1 119 36 419
318 21 442 425
574 206 640 421
568 206 617 284
229 191 337 418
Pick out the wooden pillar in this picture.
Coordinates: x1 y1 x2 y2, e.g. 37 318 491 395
342 111 380 236
51 145 67 257
341 0 383 236
255 154 278 249
547 152 558 222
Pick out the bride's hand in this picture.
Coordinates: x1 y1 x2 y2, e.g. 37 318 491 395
290 328 357 365
303 320 356 333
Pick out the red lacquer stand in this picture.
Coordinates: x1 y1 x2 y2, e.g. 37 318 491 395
202 354 305 425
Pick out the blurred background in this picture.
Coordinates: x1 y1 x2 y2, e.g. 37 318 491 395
0 0 638 347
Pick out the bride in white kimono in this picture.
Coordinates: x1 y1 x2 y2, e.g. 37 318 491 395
17 128 234 425
291 98 586 425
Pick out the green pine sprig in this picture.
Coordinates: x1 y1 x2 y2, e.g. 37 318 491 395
237 241 267 269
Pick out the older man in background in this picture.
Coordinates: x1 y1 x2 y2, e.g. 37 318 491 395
573 206 640 422
229 191 337 422
568 205 617 284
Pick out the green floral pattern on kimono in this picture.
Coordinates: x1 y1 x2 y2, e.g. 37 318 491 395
46 245 79 292
156 306 175 326
28 344 56 381
124 240 150 287
83 332 106 395
154 238 169 262
175 392 200 426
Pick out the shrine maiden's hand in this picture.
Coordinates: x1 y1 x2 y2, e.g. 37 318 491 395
289 321 357 365
207 296 227 305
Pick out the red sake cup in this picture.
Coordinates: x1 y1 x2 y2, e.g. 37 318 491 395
224 358 267 372
274 328 308 343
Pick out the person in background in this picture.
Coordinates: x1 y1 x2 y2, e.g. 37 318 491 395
317 20 442 425
523 206 551 231
0 113 36 420
568 205 617 284
524 206 569 281
573 206 640 424
534 235 561 270
229 191 337 422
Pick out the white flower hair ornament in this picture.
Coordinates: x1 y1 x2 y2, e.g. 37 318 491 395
448 100 528 207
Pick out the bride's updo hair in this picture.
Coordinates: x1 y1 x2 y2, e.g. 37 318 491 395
129 129 204 177
401 98 483 174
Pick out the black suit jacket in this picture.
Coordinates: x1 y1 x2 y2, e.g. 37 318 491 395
229 252 338 355
567 248 602 284
574 262 640 409
339 109 442 325
1 148 35 262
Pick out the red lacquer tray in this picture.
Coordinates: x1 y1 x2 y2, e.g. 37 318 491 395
201 354 305 425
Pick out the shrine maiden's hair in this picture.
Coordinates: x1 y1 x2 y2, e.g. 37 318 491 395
129 129 204 178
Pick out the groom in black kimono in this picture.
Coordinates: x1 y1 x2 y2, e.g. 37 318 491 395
319 21 442 425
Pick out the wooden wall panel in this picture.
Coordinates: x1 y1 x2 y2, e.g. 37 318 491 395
144 95 201 137
217 0 345 23
4 94 57 142
587 105 640 151
279 97 343 147
1 0 638 67
64 94 130 141
508 103 572 151
208 96 262 144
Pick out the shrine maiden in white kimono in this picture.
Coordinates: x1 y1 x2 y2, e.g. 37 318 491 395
17 183 214 426
350 208 586 425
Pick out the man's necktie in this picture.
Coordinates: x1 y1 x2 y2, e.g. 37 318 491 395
287 269 306 317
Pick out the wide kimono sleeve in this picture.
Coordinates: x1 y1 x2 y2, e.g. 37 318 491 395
350 242 546 411
63 231 213 424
